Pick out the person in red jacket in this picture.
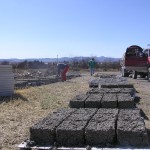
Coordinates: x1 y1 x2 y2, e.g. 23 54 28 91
57 63 69 81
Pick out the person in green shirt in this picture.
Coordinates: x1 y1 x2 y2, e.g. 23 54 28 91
88 58 96 76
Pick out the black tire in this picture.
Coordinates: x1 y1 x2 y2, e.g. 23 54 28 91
140 74 146 78
132 71 137 79
125 73 129 77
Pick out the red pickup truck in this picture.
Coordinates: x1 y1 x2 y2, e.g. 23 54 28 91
120 45 150 81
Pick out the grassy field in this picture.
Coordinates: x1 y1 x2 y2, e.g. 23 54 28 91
0 71 150 150
0 72 91 150
127 77 150 130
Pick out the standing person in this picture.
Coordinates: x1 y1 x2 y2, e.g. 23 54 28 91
88 58 96 76
57 63 69 81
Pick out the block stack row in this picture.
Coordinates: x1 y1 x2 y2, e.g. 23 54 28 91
70 88 135 109
29 75 149 148
89 76 133 88
30 108 149 147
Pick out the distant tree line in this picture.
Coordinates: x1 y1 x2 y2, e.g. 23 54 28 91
0 59 120 71
69 58 120 71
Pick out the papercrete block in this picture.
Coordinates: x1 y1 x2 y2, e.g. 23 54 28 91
99 74 116 78
101 83 134 88
56 108 97 147
107 88 122 93
119 88 136 97
117 109 149 147
87 88 135 95
56 120 87 147
101 93 117 108
30 108 76 145
117 93 135 108
86 88 111 94
96 108 118 115
85 94 103 108
98 77 128 88
67 108 97 121
89 79 100 88
85 108 118 146
69 94 89 108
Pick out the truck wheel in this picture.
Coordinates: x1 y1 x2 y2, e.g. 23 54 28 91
140 74 146 78
132 71 137 79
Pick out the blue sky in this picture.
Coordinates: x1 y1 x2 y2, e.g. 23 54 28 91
0 0 150 59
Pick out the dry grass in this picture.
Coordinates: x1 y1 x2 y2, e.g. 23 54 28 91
0 71 150 150
127 77 150 129
0 73 91 150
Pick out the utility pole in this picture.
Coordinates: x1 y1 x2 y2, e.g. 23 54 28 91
56 55 59 80
57 55 59 64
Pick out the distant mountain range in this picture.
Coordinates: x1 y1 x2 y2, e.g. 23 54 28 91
0 56 120 63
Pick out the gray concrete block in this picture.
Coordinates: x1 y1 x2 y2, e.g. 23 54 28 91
89 79 100 88
86 88 111 94
56 120 87 147
118 109 142 122
101 94 117 108
107 88 122 93
85 110 118 146
69 94 88 108
85 94 103 108
30 108 76 145
119 88 136 97
117 93 135 108
87 88 135 96
67 108 97 121
117 109 149 147
96 108 118 115
101 84 134 88
56 108 97 147
98 78 128 88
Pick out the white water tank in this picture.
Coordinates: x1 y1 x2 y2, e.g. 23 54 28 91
0 65 14 96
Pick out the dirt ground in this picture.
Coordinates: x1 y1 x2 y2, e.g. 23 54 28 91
0 71 150 150
127 77 150 129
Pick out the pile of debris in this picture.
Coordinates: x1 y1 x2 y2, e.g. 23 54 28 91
15 71 81 89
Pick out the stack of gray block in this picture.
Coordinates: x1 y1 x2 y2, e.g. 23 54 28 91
29 108 149 148
99 74 116 78
85 94 103 108
70 88 135 109
56 108 97 147
99 78 133 88
87 88 135 97
85 109 118 146
117 93 135 108
30 108 76 145
89 77 132 88
69 94 89 108
87 88 112 94
29 74 149 148
101 93 117 108
89 78 100 88
101 83 134 88
117 109 149 147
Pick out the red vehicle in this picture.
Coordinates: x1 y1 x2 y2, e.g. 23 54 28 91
120 45 150 81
